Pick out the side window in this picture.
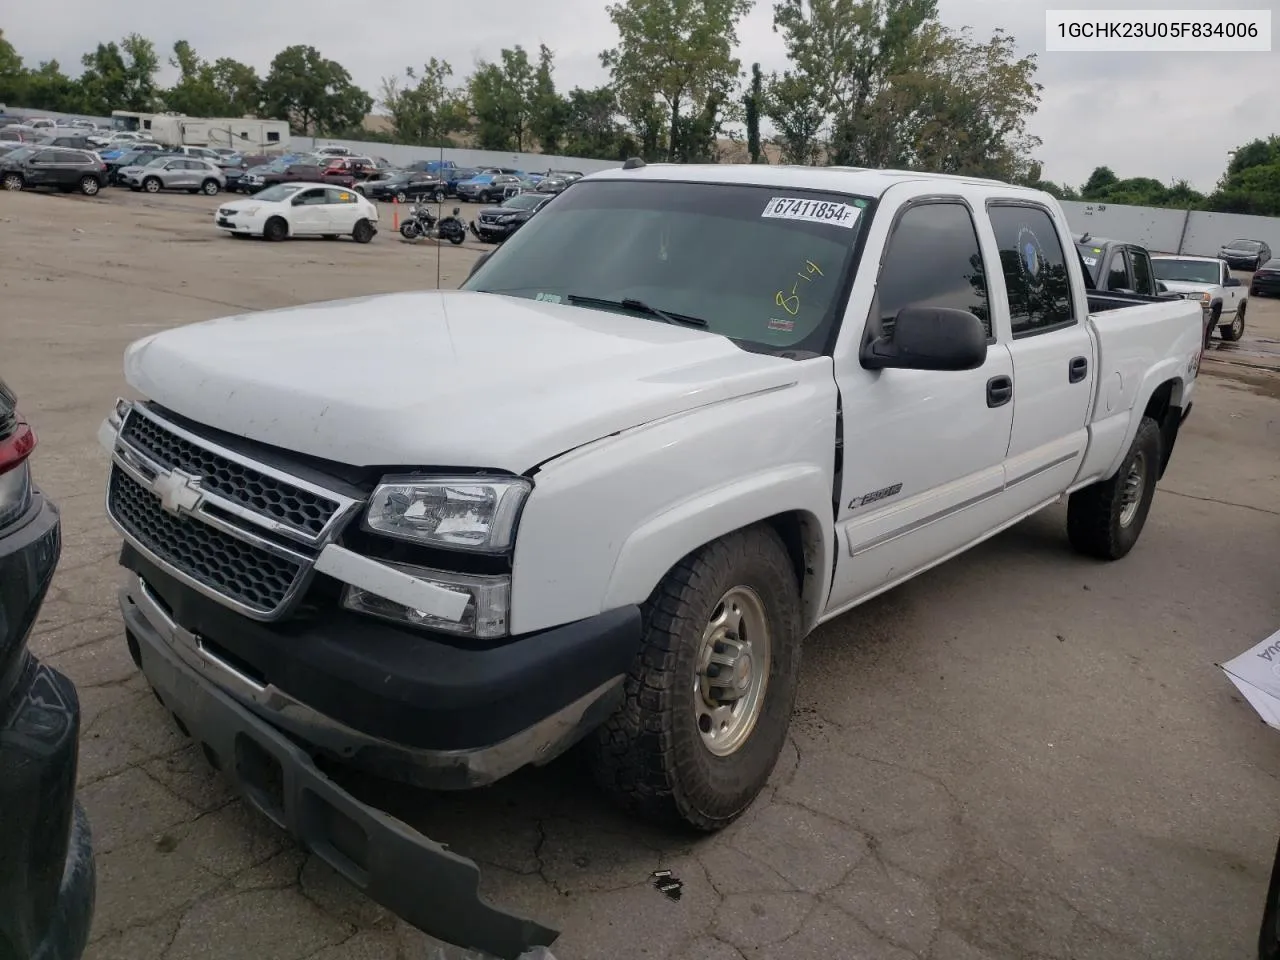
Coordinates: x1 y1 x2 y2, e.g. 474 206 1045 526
1130 249 1154 295
872 201 991 339
1221 261 1230 285
295 190 327 205
31 150 56 163
987 204 1076 336
325 188 356 204
1105 250 1130 291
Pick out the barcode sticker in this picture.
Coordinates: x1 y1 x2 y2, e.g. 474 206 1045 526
762 197 861 229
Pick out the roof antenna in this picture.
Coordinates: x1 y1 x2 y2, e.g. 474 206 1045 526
436 138 443 292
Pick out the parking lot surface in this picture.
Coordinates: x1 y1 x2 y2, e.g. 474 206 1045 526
4 188 1280 960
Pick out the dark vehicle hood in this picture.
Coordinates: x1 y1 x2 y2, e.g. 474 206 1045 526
477 205 536 219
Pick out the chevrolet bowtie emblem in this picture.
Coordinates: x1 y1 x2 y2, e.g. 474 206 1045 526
152 469 204 516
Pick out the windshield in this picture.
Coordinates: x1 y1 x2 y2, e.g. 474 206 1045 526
1152 258 1220 284
253 184 306 203
502 194 546 210
1074 243 1105 283
1225 240 1260 251
463 179 871 355
4 146 36 163
144 156 169 167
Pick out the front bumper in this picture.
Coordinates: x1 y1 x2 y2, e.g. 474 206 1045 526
470 220 517 241
119 553 636 788
0 494 96 960
120 572 558 959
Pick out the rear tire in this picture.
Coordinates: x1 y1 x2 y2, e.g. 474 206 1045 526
263 216 288 242
1067 416 1162 561
352 219 374 244
1220 302 1245 341
201 179 220 196
588 524 803 831
80 177 100 195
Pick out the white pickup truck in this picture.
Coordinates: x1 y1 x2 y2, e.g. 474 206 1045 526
98 163 1204 957
1152 253 1249 343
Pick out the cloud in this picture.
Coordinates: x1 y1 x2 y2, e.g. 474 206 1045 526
6 0 1277 191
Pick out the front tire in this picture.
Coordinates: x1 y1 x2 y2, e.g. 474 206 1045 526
143 177 162 194
477 190 491 204
263 216 288 242
2 173 22 191
1220 302 1246 341
1067 416 1162 561
399 220 421 240
588 524 803 831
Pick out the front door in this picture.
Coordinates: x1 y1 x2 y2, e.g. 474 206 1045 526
828 198 1015 611
986 202 1095 515
289 188 329 234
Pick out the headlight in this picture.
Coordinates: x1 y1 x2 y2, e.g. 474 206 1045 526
342 562 510 638
239 206 259 216
363 476 530 552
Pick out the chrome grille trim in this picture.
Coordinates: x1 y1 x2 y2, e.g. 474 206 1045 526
104 401 364 621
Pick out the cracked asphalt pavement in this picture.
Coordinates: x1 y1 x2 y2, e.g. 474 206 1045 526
3 189 1279 960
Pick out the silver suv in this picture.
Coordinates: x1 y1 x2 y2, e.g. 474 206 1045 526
119 157 226 196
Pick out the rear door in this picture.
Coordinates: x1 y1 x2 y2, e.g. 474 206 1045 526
986 201 1095 515
324 188 361 232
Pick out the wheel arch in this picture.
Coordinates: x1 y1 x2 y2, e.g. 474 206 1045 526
1134 375 1187 481
601 471 834 635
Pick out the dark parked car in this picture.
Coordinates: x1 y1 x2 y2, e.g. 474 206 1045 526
1219 238 1272 271
0 147 108 196
0 376 95 960
221 154 272 193
1251 258 1280 297
1074 234 1175 298
359 171 448 203
260 163 356 189
469 191 552 242
34 133 97 151
456 172 523 203
535 170 584 195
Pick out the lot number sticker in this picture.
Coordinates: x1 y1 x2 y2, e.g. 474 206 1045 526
762 197 861 229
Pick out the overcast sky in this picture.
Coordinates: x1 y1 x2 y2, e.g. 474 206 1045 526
6 0 1277 191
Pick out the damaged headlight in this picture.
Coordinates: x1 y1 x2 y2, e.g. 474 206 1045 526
363 476 530 552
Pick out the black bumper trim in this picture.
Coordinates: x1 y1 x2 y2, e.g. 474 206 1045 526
132 617 558 959
121 544 643 753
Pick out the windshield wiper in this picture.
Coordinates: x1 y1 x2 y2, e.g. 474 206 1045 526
566 294 707 328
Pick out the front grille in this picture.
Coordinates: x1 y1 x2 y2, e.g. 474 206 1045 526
109 466 303 614
121 412 339 538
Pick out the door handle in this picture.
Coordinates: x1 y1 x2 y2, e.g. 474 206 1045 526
1069 356 1088 383
986 375 1013 408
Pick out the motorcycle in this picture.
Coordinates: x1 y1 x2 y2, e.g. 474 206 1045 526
400 204 465 245
399 204 437 240
434 207 467 245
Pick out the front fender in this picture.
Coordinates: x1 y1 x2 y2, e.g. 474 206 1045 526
603 466 833 630
1104 361 1188 480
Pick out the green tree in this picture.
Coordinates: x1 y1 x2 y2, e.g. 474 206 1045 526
561 86 626 160
1081 165 1118 198
764 70 824 164
77 33 159 114
0 29 24 105
20 60 84 112
210 58 262 116
602 0 753 162
165 41 229 116
380 58 467 146
262 45 372 134
468 46 536 151
1209 136 1280 215
529 45 570 154
772 0 1041 178
744 62 763 163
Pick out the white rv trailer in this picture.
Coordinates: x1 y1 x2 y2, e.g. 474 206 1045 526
109 111 290 152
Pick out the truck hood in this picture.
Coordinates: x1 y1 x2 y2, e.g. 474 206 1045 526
1159 281 1214 294
123 290 801 471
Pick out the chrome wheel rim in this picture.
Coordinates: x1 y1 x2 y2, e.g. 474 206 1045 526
83 179 98 195
694 585 771 757
1119 451 1147 528
3 175 21 190
1233 313 1244 337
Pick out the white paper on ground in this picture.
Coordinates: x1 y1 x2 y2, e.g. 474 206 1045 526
1220 627 1280 729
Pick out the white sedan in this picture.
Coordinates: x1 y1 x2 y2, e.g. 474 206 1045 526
214 181 379 243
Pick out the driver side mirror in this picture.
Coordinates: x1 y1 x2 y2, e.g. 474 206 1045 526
1156 281 1168 293
861 306 988 372
1225 276 1242 287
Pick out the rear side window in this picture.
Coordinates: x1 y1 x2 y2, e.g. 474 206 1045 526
1105 250 1130 290
872 201 991 338
987 204 1076 336
1130 248 1154 295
